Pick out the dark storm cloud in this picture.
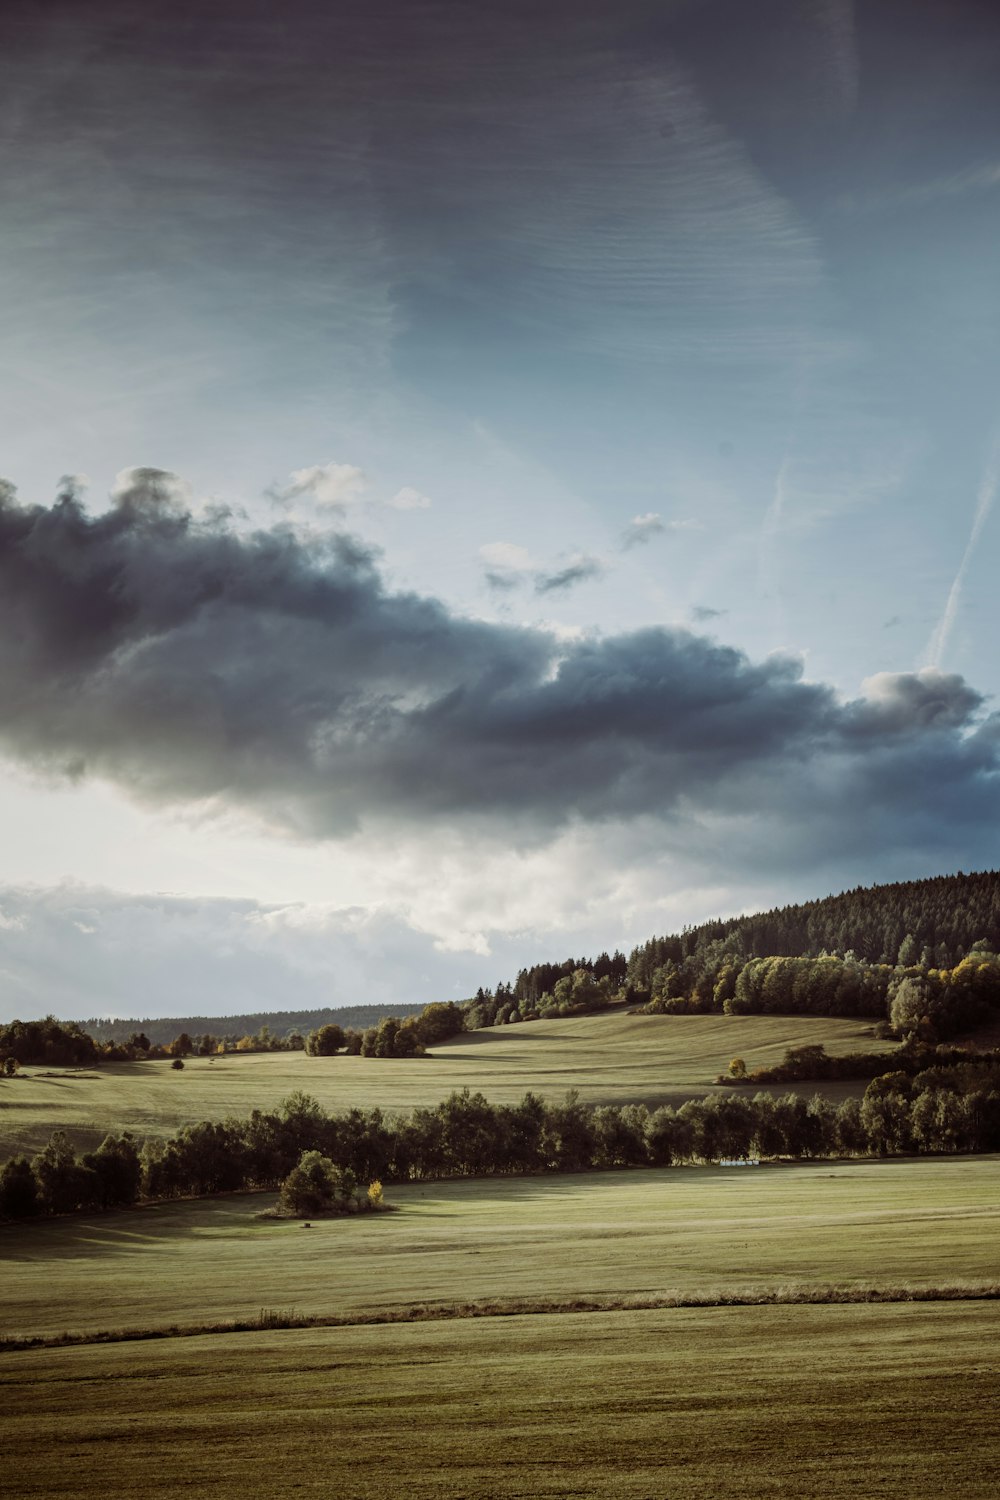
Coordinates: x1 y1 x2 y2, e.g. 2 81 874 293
842 671 985 737
0 475 997 857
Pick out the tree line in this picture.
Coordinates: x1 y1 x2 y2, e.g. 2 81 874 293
5 1055 1000 1222
304 1002 467 1058
8 949 1000 1079
81 1004 425 1049
0 1016 309 1068
640 947 1000 1042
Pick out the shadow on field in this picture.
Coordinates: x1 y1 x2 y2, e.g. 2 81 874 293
0 1099 75 1112
0 1194 272 1261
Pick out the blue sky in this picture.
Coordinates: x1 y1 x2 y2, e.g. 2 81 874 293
1 0 998 1019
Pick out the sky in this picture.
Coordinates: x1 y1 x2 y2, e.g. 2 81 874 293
1 0 999 1021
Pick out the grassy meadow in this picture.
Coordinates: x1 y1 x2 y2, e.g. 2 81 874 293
5 1303 1000 1499
0 1008 891 1160
7 1008 997 1498
4 1155 1000 1340
5 1156 1000 1499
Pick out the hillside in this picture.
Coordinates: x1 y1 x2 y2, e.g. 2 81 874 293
462 869 1000 1042
627 868 1000 983
0 1008 891 1161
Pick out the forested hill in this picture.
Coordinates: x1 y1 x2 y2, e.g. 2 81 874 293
84 1004 424 1048
455 869 1000 1041
626 870 1000 989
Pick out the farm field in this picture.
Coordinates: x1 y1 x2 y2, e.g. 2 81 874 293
6 1115 1000 1498
4 1156 999 1341
0 1008 893 1160
5 1298 1000 1498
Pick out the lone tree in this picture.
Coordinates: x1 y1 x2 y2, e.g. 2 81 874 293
277 1151 357 1217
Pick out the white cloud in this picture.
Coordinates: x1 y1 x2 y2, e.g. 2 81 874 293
621 513 703 549
480 541 605 594
622 512 664 548
388 486 432 510
479 541 536 572
0 884 494 1021
270 461 368 514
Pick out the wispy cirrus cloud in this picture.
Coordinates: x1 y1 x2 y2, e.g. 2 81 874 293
926 436 1000 670
836 163 1000 217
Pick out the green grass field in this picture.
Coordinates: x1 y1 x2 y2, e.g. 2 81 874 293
6 1303 1000 1499
0 1008 891 1160
9 1010 995 1499
4 1155 1000 1339
5 1156 1000 1498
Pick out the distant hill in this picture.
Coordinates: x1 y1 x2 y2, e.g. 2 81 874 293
83 1004 426 1047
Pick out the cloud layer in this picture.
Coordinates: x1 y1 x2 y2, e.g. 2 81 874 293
0 474 997 871
0 884 486 1021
